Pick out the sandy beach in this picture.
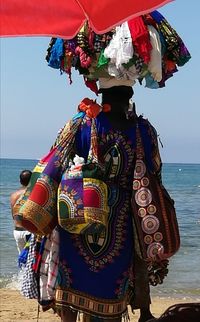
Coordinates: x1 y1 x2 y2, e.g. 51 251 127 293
0 289 199 322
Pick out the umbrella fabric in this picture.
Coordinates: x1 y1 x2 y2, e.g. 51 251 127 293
0 0 173 39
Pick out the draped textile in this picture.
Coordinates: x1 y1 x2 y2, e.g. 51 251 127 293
54 112 158 319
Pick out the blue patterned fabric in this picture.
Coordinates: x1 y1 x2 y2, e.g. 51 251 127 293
18 235 31 268
48 38 64 69
150 10 164 23
55 112 155 319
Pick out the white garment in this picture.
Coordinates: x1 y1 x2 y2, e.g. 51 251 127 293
13 229 30 254
147 25 162 82
107 63 139 82
99 77 135 89
104 22 134 69
39 228 59 302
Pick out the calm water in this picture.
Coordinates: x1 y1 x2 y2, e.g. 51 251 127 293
0 158 200 299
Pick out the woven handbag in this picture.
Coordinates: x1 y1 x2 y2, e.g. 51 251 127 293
131 121 180 264
14 118 82 235
58 118 109 234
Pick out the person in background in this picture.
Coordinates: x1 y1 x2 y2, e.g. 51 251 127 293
10 169 32 254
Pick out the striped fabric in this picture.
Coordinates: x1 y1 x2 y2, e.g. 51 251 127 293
39 228 59 304
21 234 38 299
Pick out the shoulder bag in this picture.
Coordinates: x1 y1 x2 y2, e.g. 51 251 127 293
131 120 180 283
14 117 82 235
58 118 109 234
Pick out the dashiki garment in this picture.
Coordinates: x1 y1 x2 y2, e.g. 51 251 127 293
55 112 157 320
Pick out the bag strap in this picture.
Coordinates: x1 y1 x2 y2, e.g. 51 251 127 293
57 117 82 149
135 121 145 160
55 117 84 166
55 111 102 168
87 118 99 164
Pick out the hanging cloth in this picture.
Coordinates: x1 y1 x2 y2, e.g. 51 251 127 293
128 16 152 64
39 228 59 310
48 38 64 69
104 22 133 69
147 25 162 82
150 10 191 66
107 63 139 81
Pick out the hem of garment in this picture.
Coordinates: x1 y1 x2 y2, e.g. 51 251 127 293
55 287 130 319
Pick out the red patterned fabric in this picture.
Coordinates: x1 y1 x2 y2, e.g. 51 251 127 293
128 16 152 63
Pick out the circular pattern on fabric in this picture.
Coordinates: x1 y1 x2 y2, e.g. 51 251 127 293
144 235 153 245
147 204 157 215
133 180 141 190
154 232 163 242
135 188 152 207
147 242 164 258
141 177 149 187
138 207 147 217
134 160 146 179
141 215 159 234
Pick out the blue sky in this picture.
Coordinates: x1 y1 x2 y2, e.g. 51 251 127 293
0 0 200 163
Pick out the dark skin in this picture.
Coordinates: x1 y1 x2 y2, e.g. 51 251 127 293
101 86 137 130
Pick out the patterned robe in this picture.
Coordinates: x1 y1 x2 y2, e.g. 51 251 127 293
54 111 160 320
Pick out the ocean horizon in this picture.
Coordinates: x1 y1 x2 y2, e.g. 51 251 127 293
1 156 200 164
0 158 200 299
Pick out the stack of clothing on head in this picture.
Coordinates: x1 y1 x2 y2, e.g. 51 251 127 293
46 10 191 94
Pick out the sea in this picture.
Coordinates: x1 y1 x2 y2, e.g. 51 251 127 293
0 158 200 300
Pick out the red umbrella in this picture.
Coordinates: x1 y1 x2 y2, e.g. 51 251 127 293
0 0 173 39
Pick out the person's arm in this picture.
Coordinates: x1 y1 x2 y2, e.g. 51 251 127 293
148 123 162 181
139 117 162 181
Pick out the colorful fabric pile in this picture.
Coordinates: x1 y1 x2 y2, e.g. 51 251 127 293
46 10 191 93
